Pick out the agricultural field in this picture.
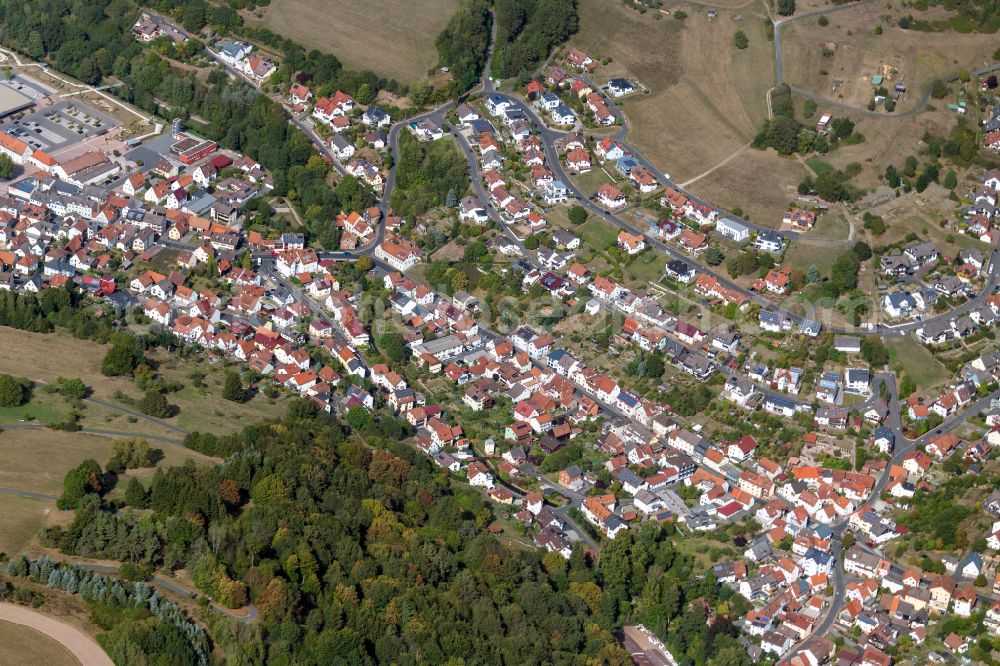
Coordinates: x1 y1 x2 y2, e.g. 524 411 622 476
244 0 459 83
0 327 288 436
780 8 998 113
0 619 80 666
572 0 775 183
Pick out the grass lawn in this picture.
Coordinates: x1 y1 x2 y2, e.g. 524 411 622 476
805 158 834 178
0 496 58 557
672 533 738 568
626 253 665 285
143 248 180 274
783 240 844 276
0 619 80 666
0 388 183 442
0 391 67 426
571 167 617 196
888 336 950 391
812 212 851 240
0 327 288 436
578 219 619 252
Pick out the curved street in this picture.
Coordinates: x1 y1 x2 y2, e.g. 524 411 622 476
198 14 1000 649
360 36 1000 650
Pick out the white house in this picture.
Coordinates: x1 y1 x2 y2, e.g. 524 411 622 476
716 217 750 243
543 180 569 205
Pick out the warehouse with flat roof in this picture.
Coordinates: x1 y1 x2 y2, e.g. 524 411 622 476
0 84 35 118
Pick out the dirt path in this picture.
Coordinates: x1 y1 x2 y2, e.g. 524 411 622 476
678 142 751 187
0 603 113 666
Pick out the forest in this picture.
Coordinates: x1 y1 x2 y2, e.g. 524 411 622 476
390 132 471 222
435 0 494 91
492 0 580 79
31 398 755 665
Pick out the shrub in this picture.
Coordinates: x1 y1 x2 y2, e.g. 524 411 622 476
0 374 29 407
139 390 170 418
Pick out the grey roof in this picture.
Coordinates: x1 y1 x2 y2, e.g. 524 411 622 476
833 335 861 349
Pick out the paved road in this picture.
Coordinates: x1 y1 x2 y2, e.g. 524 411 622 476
202 20 1000 647
0 602 115 666
0 422 183 445
773 0 876 85
493 87 1000 335
793 374 1000 649
0 486 57 501
74 562 258 622
79 393 189 435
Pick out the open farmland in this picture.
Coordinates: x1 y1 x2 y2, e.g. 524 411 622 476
245 0 459 83
780 8 998 113
571 0 774 182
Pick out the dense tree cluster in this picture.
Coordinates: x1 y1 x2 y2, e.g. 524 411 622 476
108 438 155 471
493 0 579 78
41 403 749 664
102 334 145 377
754 86 859 179
391 132 470 222
900 473 991 550
436 0 493 90
0 373 30 407
6 554 208 664
901 0 1000 32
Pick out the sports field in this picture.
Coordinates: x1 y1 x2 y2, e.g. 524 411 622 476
245 0 459 82
0 618 81 666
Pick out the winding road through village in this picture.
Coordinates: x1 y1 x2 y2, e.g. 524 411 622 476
173 10 1000 646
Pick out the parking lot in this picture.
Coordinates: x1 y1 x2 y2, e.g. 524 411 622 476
1 73 57 101
124 132 179 174
0 100 119 154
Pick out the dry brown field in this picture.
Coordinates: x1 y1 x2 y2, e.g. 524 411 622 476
780 8 998 112
245 0 459 83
